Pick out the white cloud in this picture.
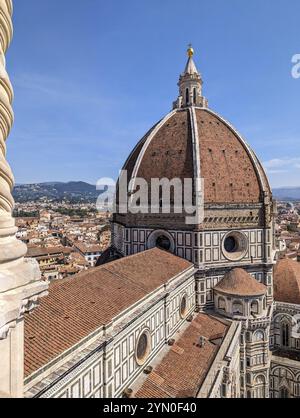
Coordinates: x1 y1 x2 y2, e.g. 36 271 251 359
262 157 300 187
263 157 300 170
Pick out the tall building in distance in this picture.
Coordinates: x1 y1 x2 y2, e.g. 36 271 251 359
1 4 300 398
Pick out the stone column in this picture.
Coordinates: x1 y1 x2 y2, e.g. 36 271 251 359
0 0 48 398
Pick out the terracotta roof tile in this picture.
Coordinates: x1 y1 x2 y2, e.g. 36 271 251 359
274 258 300 304
135 314 228 398
24 248 192 377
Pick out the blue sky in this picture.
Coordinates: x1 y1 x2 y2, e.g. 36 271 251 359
6 0 300 187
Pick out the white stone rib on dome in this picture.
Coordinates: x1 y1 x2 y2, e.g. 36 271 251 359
128 109 178 195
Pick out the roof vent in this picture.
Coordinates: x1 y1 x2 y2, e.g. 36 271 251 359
197 336 206 348
186 314 193 322
123 388 133 398
144 366 153 375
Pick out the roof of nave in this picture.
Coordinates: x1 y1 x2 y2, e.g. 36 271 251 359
134 313 229 398
274 258 300 305
24 248 193 378
214 268 267 297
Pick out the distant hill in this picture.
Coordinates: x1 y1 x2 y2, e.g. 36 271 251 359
13 181 101 203
272 187 300 201
13 182 300 203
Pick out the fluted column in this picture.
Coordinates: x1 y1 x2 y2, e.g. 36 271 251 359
0 0 27 265
0 0 48 398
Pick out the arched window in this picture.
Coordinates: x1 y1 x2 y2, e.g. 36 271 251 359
280 387 289 399
186 88 189 104
281 322 290 347
251 300 259 315
232 300 243 315
253 330 265 342
255 375 265 398
193 88 196 104
218 297 226 311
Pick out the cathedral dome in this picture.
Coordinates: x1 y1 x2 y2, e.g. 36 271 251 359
120 47 271 209
214 268 267 297
274 258 300 304
123 107 270 205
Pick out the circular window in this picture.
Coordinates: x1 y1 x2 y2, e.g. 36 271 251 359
224 236 237 253
180 294 188 318
147 230 175 253
222 231 248 261
156 235 171 251
136 330 151 365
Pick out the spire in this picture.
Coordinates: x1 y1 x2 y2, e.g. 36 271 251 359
184 44 199 75
173 45 208 109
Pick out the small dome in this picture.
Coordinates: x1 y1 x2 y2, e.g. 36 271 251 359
214 268 267 297
274 258 300 304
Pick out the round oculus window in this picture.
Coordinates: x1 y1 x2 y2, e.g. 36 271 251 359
136 330 151 365
222 231 248 261
156 235 171 251
224 236 237 253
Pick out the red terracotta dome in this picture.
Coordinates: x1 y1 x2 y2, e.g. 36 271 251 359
214 268 267 297
122 107 271 205
274 258 300 304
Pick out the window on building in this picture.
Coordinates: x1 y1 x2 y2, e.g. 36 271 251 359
255 375 265 398
193 88 196 104
233 301 243 315
251 300 259 315
136 330 151 365
218 297 226 311
254 330 265 342
186 88 189 104
281 322 290 347
156 235 171 251
280 387 289 399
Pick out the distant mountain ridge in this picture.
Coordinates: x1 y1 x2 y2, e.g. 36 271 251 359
272 187 300 201
13 181 100 203
13 182 300 203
